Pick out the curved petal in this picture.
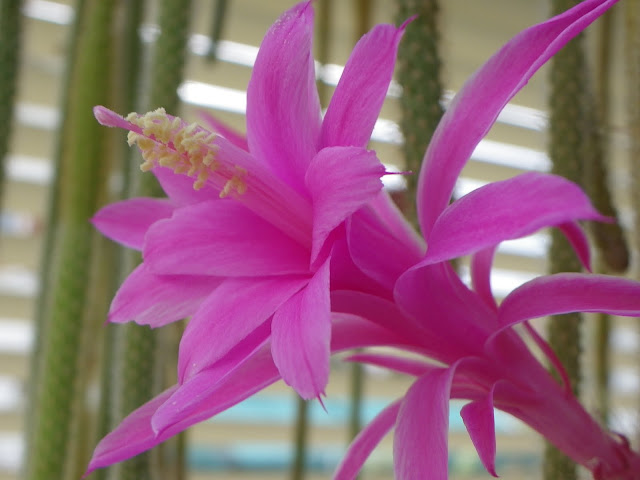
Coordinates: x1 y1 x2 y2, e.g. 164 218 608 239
346 352 437 378
271 256 331 399
498 273 640 329
306 146 385 265
461 385 498 477
424 173 606 264
108 263 222 327
321 22 407 148
557 221 593 271
334 400 402 480
395 262 497 362
330 312 411 351
154 330 273 434
369 190 426 254
394 366 458 480
470 246 498 311
246 1 321 191
91 197 174 250
417 0 620 238
331 290 424 348
178 275 308 382
347 205 423 292
85 386 179 475
144 200 310 277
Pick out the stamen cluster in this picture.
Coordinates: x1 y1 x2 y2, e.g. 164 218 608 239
126 108 221 190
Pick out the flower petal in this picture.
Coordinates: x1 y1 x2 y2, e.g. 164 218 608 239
331 290 424 348
417 0 620 238
85 386 179 476
461 386 498 477
334 400 402 480
394 366 458 480
424 172 605 264
557 221 593 271
246 1 321 190
306 146 385 265
144 200 310 276
91 197 174 250
330 312 411 351
271 256 331 399
346 352 436 377
470 246 498 311
321 22 406 148
395 263 497 362
347 205 423 291
177 275 308 382
108 263 222 327
154 331 275 434
498 273 640 329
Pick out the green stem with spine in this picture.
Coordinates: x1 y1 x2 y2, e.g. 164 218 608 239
24 1 115 478
395 0 443 227
544 1 587 478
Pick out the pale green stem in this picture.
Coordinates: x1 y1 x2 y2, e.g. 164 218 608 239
544 1 587 478
24 1 115 478
395 0 443 227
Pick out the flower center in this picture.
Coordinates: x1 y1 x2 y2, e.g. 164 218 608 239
126 108 246 196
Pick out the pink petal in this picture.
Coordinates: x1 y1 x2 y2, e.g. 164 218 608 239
346 352 436 377
347 205 423 291
320 22 406 148
470 246 498 310
424 173 606 264
498 273 640 329
334 400 402 480
330 312 411 351
394 366 458 480
329 234 392 299
87 343 280 474
557 221 593 271
177 275 308 382
91 197 174 250
153 334 275 434
395 263 497 362
246 1 321 191
368 191 426 255
271 256 331 399
305 146 385 266
331 290 424 349
143 200 310 277
85 386 179 476
461 386 498 477
108 263 222 327
198 111 249 151
153 166 221 206
417 0 619 238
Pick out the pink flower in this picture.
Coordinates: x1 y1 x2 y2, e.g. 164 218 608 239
87 1 410 474
334 0 640 478
93 1 407 401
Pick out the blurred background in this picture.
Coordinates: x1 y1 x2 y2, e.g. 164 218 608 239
1 0 639 479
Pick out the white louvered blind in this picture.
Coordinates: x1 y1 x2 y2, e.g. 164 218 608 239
1 1 638 479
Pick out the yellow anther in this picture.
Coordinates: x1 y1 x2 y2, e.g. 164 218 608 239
220 166 248 198
122 109 244 192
